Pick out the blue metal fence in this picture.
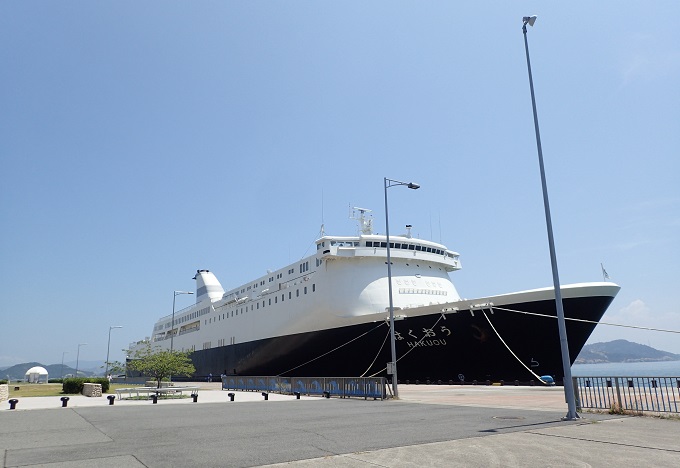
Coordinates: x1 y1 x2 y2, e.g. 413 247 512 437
573 376 680 414
222 376 386 400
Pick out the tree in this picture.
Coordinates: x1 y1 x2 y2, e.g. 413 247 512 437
101 360 126 377
126 343 196 388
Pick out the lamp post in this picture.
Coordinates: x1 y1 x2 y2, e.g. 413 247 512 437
522 15 578 420
171 291 194 353
60 351 68 379
75 343 87 377
105 326 123 377
384 177 420 399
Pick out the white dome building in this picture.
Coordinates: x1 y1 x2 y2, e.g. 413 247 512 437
25 366 49 383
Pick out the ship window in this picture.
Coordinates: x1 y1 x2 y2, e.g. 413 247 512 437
366 241 373 247
296 289 299 297
304 287 307 294
262 301 265 307
282 294 284 302
256 303 259 309
251 305 253 311
269 299 271 305
416 245 422 251
313 283 316 292
275 296 277 304
289 292 292 299
394 243 400 249
401 244 408 249
380 242 386 248
426 247 432 253
409 245 415 250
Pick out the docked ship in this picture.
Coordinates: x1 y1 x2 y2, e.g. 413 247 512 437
129 209 619 383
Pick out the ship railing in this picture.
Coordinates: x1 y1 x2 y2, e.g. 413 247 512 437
221 376 387 400
158 303 196 322
573 376 680 414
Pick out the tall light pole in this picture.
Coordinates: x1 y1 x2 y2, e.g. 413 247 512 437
384 177 420 399
60 351 68 379
171 291 194 353
75 343 87 377
522 15 578 420
105 326 123 377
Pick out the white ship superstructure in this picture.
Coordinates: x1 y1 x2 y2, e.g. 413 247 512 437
140 210 462 355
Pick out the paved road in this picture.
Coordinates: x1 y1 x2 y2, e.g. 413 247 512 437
1 385 679 467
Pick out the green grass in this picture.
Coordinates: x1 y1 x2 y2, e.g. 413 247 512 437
6 383 130 398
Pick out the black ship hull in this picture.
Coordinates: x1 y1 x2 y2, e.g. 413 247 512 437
186 293 615 383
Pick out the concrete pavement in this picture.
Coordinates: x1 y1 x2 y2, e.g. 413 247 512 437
1 383 678 467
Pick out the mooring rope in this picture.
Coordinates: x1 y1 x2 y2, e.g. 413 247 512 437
367 311 448 378
359 325 391 377
481 307 547 384
491 306 680 334
276 321 386 376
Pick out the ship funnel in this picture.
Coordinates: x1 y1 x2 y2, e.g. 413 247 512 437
192 270 225 303
405 225 413 238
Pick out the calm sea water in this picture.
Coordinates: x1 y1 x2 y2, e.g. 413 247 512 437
571 360 680 377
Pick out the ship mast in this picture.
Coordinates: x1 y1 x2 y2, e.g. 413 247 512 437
350 207 373 235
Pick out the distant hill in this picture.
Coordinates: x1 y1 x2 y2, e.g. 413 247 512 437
2 362 97 380
576 340 680 364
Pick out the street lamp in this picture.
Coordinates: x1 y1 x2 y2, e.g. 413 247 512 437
384 177 420 399
60 351 68 379
105 326 123 377
171 291 194 353
522 15 578 420
75 343 87 377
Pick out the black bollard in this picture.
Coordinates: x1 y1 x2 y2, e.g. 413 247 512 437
294 392 301 400
152 394 158 404
228 393 235 401
107 395 116 405
191 393 198 403
61 397 70 408
262 392 268 400
8 399 18 410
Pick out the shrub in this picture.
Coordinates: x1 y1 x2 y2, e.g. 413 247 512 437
62 377 110 394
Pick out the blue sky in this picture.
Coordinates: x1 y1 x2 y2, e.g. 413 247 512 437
1 1 679 368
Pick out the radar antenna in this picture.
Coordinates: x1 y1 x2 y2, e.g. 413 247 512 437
350 206 373 235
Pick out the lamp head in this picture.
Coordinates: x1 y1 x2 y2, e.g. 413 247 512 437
523 15 537 27
407 183 420 190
